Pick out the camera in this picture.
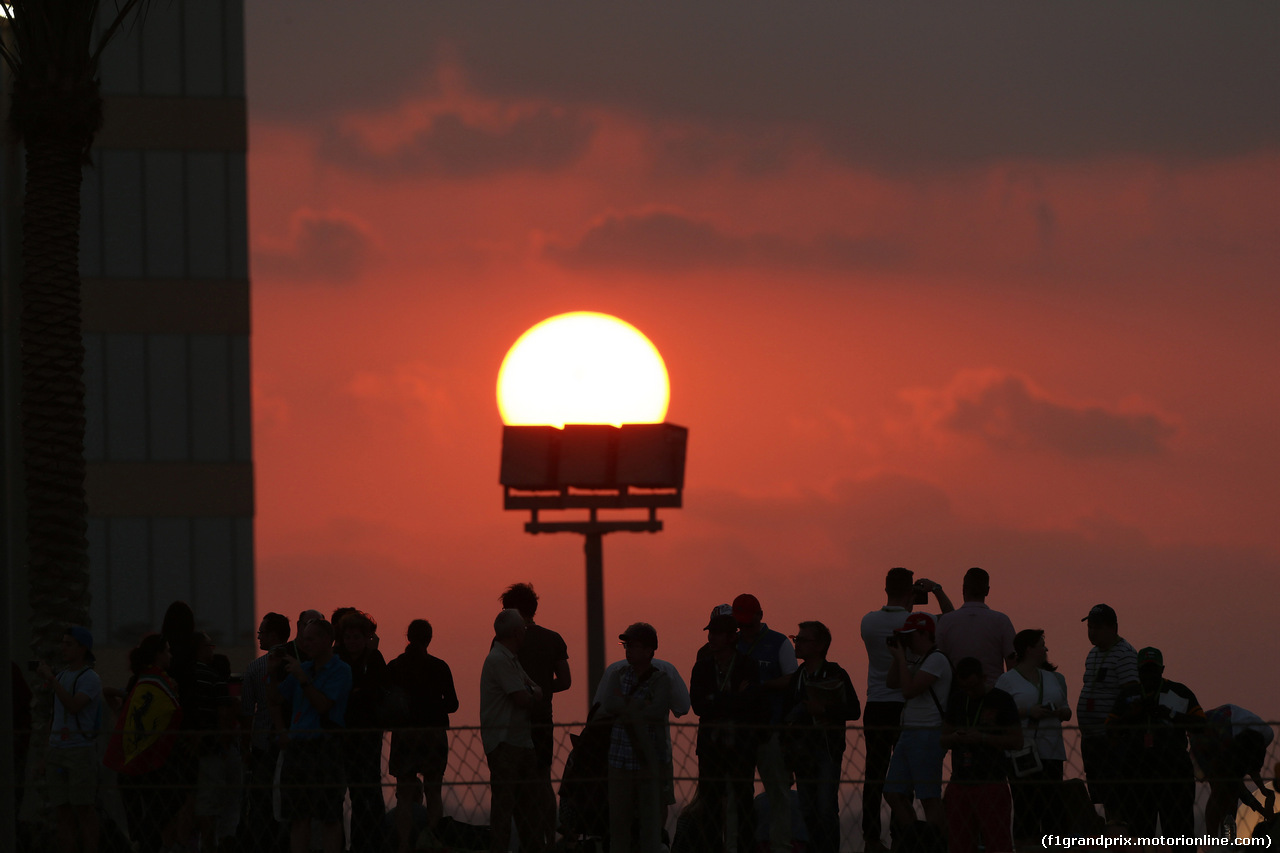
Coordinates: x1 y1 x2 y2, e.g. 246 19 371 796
912 580 931 606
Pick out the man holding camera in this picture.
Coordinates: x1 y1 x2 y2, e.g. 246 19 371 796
859 569 952 852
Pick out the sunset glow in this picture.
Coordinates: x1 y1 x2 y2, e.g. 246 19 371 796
496 312 670 428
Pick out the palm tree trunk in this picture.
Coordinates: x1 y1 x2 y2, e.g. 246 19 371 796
19 119 91 663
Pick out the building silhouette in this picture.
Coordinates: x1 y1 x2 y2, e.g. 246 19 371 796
1 1 254 671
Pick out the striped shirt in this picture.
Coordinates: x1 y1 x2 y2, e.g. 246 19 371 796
1077 638 1137 736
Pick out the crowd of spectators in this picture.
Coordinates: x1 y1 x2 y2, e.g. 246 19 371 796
14 570 1277 853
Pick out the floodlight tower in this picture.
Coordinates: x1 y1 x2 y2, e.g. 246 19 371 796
500 423 687 706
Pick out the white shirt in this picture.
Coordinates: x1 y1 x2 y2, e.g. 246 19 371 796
480 642 535 754
860 607 911 703
901 650 952 728
49 666 102 748
995 667 1069 760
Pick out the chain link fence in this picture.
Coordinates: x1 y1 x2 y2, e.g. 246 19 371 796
9 720 1279 851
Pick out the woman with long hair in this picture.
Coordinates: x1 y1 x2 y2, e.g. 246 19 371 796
995 629 1072 845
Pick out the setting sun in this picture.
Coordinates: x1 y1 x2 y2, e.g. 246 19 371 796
497 312 670 428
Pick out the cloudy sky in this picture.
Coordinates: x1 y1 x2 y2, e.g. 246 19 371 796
244 2 1279 724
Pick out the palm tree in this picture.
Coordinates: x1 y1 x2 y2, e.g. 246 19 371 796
1 0 148 663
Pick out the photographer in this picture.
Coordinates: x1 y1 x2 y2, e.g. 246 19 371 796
858 568 952 852
884 612 952 837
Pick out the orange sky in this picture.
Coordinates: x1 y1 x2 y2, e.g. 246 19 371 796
244 3 1279 725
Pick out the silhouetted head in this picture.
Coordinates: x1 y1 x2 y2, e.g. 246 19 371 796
955 656 986 697
962 567 990 600
885 567 915 603
258 613 290 650
494 609 526 644
1083 603 1119 648
407 619 433 649
794 620 832 659
129 633 170 675
501 583 539 620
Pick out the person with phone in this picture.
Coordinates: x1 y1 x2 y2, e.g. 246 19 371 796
884 612 952 837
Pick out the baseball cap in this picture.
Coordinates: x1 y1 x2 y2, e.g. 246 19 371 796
619 622 658 650
732 593 762 625
704 604 733 630
67 626 95 661
1081 604 1118 625
1136 647 1164 668
706 615 738 635
896 612 935 635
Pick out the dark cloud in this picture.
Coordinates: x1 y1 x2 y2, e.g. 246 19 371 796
319 108 594 178
937 373 1176 457
257 209 376 284
250 3 1279 169
544 210 908 272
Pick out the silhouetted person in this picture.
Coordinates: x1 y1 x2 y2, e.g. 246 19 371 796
885 612 951 835
782 621 860 853
37 627 103 853
1191 704 1276 837
501 582 570 849
337 611 387 853
1076 603 1137 819
600 622 671 853
386 619 458 853
1106 647 1204 834
481 609 546 853
730 593 797 853
860 567 952 851
269 619 352 853
994 629 1072 845
940 657 1021 853
691 611 762 853
935 567 1015 688
240 612 291 853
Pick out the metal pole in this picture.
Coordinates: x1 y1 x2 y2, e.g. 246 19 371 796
584 529 604 713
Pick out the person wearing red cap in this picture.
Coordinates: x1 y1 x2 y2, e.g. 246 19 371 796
731 593 798 853
884 612 952 835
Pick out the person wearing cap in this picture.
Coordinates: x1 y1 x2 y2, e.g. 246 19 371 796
599 623 672 853
594 644 691 833
731 592 798 853
1075 603 1138 820
1190 704 1276 837
480 608 547 853
935 567 1015 689
1105 647 1204 835
781 621 861 853
37 626 104 853
884 611 952 835
691 609 764 853
859 567 952 852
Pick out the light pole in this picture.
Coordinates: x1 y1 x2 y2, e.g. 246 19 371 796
500 422 687 708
